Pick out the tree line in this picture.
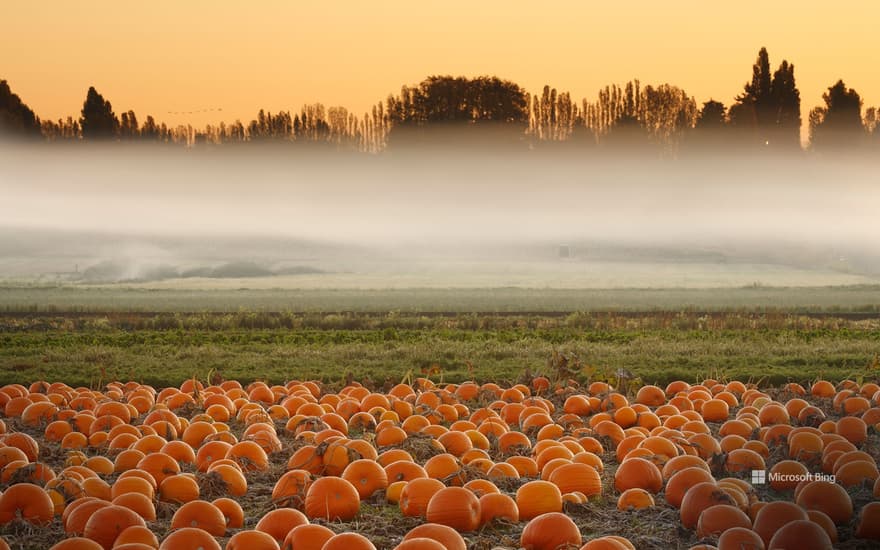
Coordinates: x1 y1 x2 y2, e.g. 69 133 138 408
2 48 878 154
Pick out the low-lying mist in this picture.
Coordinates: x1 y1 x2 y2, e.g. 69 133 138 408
1 142 879 285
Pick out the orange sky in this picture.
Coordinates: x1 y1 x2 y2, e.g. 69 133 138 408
4 1 878 135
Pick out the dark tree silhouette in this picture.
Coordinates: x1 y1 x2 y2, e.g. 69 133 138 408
809 80 864 151
80 86 119 140
730 48 801 149
0 80 42 138
120 110 139 139
770 60 801 147
141 116 160 141
385 76 528 149
696 100 726 129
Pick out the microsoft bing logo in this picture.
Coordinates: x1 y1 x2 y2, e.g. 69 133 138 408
750 469 834 485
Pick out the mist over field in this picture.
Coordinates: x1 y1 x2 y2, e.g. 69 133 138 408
1 143 879 287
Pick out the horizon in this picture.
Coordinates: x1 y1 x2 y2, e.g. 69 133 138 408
4 1 880 145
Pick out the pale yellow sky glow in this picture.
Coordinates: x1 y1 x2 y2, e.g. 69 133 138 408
3 1 878 129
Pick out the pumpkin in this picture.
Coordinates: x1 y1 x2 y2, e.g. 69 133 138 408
207 463 248 496
516 480 563 520
614 457 663 493
158 527 222 550
806 510 838 543
48 538 103 550
82 504 147 549
835 459 879 487
0 483 54 526
717 527 765 550
795 480 852 524
170 500 227 536
548 462 602 497
520 512 582 550
281 524 335 550
579 538 632 549
255 508 308 543
342 459 389 500
227 530 282 550
425 487 480 532
304 476 360 521
402 524 467 550
114 525 160 548
680 482 733 529
159 474 200 504
696 504 752 538
112 492 157 522
394 538 446 550
767 520 832 550
855 501 880 540
665 467 715 508
399 478 445 518
272 469 312 508
617 488 654 510
212 497 244 529
836 416 867 445
752 501 808 546
320 533 376 550
479 492 519 525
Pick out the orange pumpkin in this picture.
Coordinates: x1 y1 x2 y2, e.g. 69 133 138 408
399 478 445 518
212 497 244 529
281 524 335 550
170 500 227 536
767 519 832 550
614 457 663 493
402 524 467 550
342 459 389 500
478 492 518 526
304 476 360 521
82 504 147 549
0 483 54 526
425 487 481 532
680 482 733 529
227 530 281 550
617 488 654 510
855 501 880 540
516 480 563 520
255 508 308 543
695 504 752 538
717 527 765 550
520 512 582 550
548 462 602 497
159 474 200 503
158 527 222 550
321 533 376 550
795 480 852 525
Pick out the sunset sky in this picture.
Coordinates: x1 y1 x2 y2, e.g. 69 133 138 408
4 1 878 136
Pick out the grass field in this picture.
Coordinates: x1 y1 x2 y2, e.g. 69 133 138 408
3 284 880 313
1 311 878 388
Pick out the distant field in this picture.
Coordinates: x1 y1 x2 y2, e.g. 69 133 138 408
2 284 880 312
1 311 878 388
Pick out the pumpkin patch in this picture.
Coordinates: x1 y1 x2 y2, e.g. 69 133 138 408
0 374 878 549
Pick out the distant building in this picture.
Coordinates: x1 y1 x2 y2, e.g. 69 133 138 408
558 244 570 259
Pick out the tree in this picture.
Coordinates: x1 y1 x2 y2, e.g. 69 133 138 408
119 110 139 139
385 75 529 150
809 80 864 151
80 86 118 140
770 60 801 147
0 80 42 139
731 48 801 149
696 100 726 129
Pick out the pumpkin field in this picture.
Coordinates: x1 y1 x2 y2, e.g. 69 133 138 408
1 368 880 549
